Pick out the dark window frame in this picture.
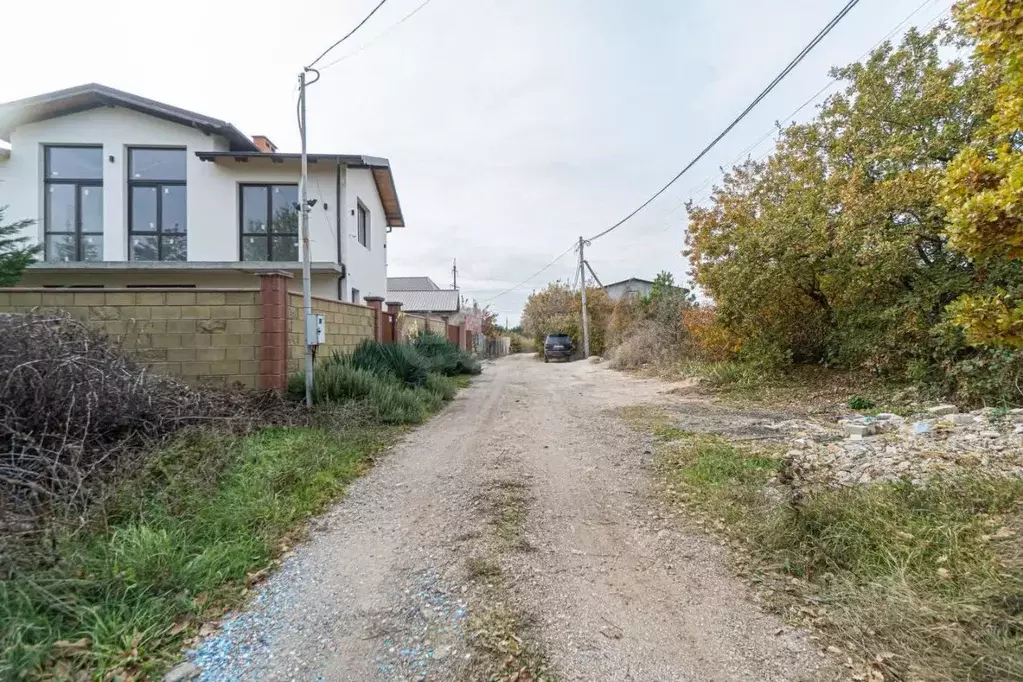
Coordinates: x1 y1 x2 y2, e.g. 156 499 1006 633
239 183 300 262
356 199 369 248
127 147 187 262
351 287 360 305
43 145 104 262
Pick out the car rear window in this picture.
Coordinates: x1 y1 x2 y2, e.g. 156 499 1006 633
547 335 571 342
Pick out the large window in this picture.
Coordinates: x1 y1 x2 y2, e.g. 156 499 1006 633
240 184 299 261
357 200 369 248
44 146 103 262
128 148 187 261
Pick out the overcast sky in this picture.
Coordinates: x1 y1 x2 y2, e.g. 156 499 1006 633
2 0 951 325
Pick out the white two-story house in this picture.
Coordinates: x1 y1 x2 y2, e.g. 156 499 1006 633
0 83 405 302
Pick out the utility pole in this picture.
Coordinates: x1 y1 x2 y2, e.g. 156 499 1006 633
578 236 590 358
298 70 314 407
452 258 458 289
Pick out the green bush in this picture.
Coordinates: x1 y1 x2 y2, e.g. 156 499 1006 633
412 333 482 376
847 395 875 410
343 340 432 387
367 381 429 424
288 340 474 421
288 363 384 403
425 373 458 401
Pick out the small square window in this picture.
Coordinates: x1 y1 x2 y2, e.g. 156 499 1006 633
351 287 361 304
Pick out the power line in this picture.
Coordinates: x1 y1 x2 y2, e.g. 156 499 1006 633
585 0 862 244
481 243 577 303
307 0 393 69
320 0 439 71
619 0 951 252
612 0 948 244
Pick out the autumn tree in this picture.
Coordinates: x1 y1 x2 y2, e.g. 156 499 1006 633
940 0 1023 347
687 27 999 368
521 281 614 355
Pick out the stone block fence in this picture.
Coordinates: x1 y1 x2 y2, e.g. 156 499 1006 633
0 272 467 391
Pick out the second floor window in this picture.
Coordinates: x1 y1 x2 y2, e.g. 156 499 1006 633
129 148 187 261
240 184 299 261
44 146 103 262
357 201 369 248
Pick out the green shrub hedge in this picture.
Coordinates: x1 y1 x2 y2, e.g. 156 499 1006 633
288 339 476 423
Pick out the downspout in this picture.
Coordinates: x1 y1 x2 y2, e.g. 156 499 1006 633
337 161 349 300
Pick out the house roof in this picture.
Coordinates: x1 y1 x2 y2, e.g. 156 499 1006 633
604 277 655 289
0 83 259 152
387 289 460 313
194 151 405 228
388 276 440 291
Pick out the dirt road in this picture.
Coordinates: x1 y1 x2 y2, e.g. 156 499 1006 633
189 355 831 681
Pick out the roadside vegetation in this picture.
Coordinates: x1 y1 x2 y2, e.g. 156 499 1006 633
521 281 614 357
1 317 477 679
601 6 1023 680
624 410 1023 682
600 8 1023 410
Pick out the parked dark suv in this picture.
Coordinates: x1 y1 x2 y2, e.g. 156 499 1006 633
543 333 574 362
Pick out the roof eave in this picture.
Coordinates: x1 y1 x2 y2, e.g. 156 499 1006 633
0 83 259 152
195 151 406 228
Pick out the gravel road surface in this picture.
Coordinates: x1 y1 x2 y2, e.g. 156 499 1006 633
187 355 833 681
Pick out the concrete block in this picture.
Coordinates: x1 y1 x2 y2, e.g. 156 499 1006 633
105 293 136 306
196 292 227 305
844 423 876 439
180 305 211 320
135 292 165 306
927 404 959 416
226 291 258 305
168 320 197 334
166 292 196 305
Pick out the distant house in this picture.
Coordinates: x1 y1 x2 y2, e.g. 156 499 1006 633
386 276 459 316
603 277 654 301
387 276 440 292
0 83 406 302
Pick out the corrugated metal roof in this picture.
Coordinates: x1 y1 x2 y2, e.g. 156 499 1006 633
387 289 460 313
388 276 439 291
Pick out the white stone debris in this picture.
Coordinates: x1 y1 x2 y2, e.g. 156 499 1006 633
773 405 1023 490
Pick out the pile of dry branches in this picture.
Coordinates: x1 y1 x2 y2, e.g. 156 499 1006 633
0 312 304 541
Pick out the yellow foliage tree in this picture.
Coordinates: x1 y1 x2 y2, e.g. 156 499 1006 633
941 0 1023 347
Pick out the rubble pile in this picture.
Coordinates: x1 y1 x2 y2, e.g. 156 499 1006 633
766 406 1023 488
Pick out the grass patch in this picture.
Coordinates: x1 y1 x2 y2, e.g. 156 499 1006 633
636 414 1023 682
1 425 395 679
463 598 555 682
484 480 531 551
465 556 502 580
461 477 553 681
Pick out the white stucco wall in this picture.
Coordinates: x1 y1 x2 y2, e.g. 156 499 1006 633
0 105 391 301
341 165 389 304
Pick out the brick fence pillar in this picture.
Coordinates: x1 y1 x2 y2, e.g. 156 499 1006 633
386 301 403 343
259 271 293 390
364 296 384 342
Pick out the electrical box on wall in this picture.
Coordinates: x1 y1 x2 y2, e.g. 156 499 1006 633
306 314 326 345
